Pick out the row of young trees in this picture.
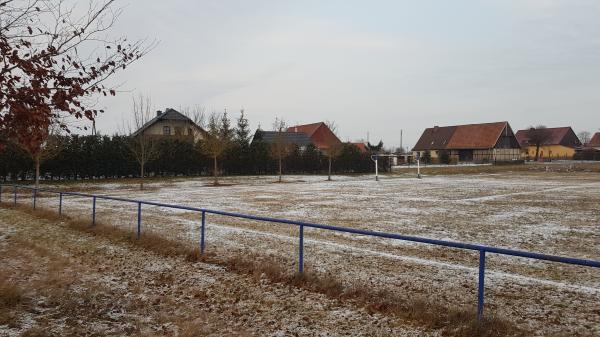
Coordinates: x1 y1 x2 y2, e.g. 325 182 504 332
0 131 385 183
123 93 390 188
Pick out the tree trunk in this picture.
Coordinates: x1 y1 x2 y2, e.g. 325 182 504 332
35 155 40 189
278 156 282 183
535 144 540 161
213 156 218 185
328 155 332 181
140 161 144 190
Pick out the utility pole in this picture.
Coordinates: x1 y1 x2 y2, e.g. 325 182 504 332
400 129 403 154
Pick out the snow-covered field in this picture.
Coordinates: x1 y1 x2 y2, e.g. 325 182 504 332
25 172 600 335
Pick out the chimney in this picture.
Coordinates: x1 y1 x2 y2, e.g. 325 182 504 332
156 110 162 117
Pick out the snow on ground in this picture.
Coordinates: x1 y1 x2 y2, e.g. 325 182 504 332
15 172 600 336
1 209 435 337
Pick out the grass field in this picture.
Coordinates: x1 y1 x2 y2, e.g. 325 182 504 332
1 167 599 336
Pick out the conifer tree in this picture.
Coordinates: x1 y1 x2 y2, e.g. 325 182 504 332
235 109 251 145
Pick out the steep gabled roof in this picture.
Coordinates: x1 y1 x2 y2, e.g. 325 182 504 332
287 122 324 137
287 122 342 150
412 122 510 151
132 108 202 136
253 130 313 146
447 122 509 149
412 126 457 151
515 127 581 148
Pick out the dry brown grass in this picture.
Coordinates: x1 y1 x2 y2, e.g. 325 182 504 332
2 203 527 337
0 276 23 308
0 273 25 327
20 327 51 337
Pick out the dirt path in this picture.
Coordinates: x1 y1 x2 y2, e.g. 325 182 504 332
0 208 437 337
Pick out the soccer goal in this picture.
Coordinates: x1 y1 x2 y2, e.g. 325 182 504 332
370 154 421 181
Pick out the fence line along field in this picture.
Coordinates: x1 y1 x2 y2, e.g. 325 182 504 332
5 171 600 336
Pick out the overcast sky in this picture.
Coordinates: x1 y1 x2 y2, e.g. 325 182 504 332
91 0 600 149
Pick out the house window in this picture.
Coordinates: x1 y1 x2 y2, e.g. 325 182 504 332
175 127 182 135
163 126 171 135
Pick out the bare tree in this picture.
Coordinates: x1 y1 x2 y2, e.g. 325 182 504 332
0 0 154 152
201 112 230 185
271 117 288 183
127 95 157 190
18 122 63 188
526 125 552 161
325 120 343 181
578 131 591 146
181 105 206 128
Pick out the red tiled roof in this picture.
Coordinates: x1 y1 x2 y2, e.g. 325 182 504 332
287 122 323 137
350 142 368 153
413 122 510 151
287 122 341 150
515 127 581 148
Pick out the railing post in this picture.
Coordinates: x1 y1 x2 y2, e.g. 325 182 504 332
477 250 486 322
136 202 142 239
200 211 206 254
59 193 63 215
0 185 3 203
33 188 37 210
298 225 304 274
92 196 96 226
13 185 17 206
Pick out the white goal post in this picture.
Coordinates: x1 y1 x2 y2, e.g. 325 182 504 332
370 154 421 181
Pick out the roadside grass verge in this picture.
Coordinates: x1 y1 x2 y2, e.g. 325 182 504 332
1 203 526 337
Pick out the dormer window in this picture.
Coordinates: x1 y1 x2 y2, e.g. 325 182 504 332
163 126 171 135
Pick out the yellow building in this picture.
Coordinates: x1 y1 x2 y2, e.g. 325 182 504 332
515 127 582 161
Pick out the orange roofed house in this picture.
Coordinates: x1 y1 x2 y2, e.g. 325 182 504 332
287 122 342 152
515 127 582 160
412 121 521 163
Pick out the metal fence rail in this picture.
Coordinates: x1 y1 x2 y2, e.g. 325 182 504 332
1 183 599 322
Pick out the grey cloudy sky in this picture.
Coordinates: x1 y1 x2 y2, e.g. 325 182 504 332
93 0 600 149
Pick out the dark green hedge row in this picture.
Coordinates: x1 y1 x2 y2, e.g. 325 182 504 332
0 135 386 182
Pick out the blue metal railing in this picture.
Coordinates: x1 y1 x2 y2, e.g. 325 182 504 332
1 183 599 322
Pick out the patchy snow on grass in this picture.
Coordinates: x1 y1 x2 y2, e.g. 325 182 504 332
23 172 600 336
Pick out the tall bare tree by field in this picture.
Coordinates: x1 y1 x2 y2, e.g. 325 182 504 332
324 121 343 181
127 95 157 190
202 112 231 185
0 0 153 153
271 117 289 183
526 126 552 161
